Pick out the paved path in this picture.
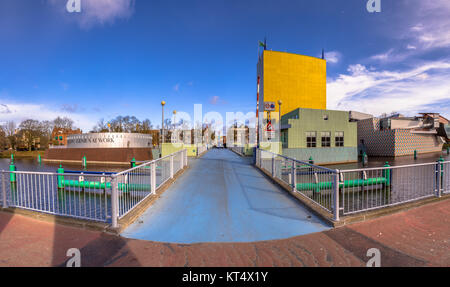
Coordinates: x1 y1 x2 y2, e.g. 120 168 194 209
0 198 448 266
122 149 329 243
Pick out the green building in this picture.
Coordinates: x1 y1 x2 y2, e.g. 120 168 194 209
281 108 357 165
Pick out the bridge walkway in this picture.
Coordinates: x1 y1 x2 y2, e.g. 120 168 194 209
122 148 329 243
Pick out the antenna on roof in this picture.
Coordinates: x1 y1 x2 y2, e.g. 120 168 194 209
322 48 325 59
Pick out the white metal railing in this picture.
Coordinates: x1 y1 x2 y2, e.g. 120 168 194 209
230 146 245 156
0 149 188 228
256 149 339 219
255 149 448 221
197 145 207 156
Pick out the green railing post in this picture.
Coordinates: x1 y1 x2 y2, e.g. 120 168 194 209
9 155 16 184
57 164 65 190
383 162 390 187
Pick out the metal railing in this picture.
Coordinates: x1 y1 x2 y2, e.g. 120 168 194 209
256 149 339 218
255 149 449 221
230 146 245 156
197 145 207 156
0 149 188 228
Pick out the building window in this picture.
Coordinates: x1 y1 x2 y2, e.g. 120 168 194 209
306 132 316 148
335 132 344 147
321 132 331 147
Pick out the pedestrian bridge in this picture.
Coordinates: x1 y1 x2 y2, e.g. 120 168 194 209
122 149 330 243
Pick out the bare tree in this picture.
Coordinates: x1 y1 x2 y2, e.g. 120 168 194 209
18 119 42 151
53 117 74 130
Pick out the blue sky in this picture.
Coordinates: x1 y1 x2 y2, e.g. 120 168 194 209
0 0 449 131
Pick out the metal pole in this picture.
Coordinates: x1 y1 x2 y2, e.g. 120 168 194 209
333 170 340 221
437 162 442 198
170 154 174 179
151 162 156 195
2 172 7 208
161 104 164 144
111 177 119 228
271 155 275 177
292 160 297 193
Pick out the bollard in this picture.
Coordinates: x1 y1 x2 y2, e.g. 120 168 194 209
414 150 417 160
362 152 368 166
447 147 449 155
38 154 42 165
383 162 391 187
57 164 65 189
309 156 314 165
9 155 16 183
131 157 136 168
82 156 87 168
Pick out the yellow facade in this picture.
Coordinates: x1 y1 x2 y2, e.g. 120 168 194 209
258 50 326 116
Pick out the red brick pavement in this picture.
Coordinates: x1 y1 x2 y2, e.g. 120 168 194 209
0 198 448 267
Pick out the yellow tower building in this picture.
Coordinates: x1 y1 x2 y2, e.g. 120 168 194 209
257 50 327 116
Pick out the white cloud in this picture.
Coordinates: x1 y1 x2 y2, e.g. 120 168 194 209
0 101 97 132
405 1 450 50
323 51 341 64
327 60 450 118
49 0 135 29
173 83 180 92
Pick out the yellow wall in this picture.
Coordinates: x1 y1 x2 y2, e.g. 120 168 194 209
259 50 326 116
161 143 200 157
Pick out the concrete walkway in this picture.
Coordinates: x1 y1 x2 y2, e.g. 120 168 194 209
0 198 448 266
121 149 330 243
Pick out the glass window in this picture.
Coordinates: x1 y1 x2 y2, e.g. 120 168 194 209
306 132 316 148
321 132 331 147
335 132 344 147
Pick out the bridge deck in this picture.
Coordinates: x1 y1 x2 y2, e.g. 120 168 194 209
122 149 330 243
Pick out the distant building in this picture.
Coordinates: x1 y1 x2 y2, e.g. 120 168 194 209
51 127 82 146
357 113 446 157
280 108 358 165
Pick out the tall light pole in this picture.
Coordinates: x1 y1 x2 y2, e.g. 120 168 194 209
278 100 282 142
173 110 177 143
161 101 166 145
278 100 282 124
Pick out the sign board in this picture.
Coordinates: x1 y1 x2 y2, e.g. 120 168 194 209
264 102 276 111
264 120 275 139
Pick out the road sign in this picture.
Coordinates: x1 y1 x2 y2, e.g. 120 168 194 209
265 121 274 132
264 102 276 111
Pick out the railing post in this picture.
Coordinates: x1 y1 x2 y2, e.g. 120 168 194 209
111 176 119 229
170 154 174 179
2 172 7 208
271 155 275 177
292 160 297 193
151 162 156 195
436 161 442 198
333 170 340 222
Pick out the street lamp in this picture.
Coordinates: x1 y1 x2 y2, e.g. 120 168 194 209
161 101 166 145
278 100 282 143
173 110 177 130
277 100 282 124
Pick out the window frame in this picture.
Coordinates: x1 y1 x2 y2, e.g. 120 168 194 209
335 131 344 147
306 131 317 148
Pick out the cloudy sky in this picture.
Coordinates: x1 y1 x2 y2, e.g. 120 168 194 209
0 0 449 131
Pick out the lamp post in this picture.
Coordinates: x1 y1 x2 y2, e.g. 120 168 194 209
173 110 177 143
278 100 282 143
161 101 166 145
